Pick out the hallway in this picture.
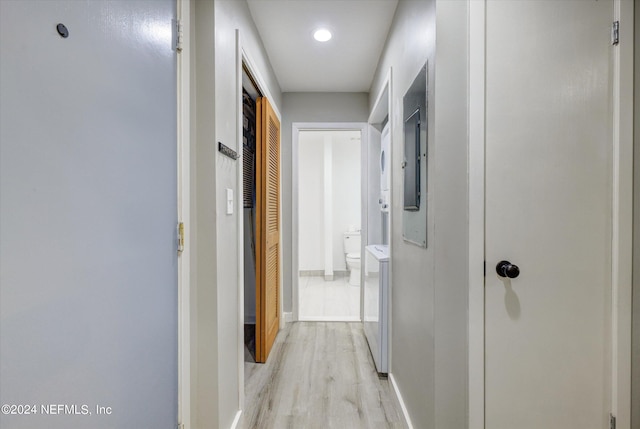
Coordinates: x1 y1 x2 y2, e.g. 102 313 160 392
0 1 636 428
240 322 406 429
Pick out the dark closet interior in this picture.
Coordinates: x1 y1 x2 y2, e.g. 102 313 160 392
242 66 260 363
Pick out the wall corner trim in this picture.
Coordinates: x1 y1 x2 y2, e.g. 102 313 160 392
229 410 242 429
389 373 415 429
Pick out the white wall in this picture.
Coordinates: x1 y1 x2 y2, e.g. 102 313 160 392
431 2 469 427
370 1 435 426
332 132 361 270
369 0 470 427
191 0 282 427
298 133 325 271
283 93 369 310
367 126 384 246
192 3 219 425
298 130 361 273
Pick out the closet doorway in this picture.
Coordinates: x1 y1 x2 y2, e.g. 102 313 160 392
242 65 281 364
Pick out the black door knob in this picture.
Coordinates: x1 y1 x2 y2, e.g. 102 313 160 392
496 260 520 279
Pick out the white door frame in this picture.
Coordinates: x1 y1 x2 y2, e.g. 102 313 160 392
177 0 191 427
467 2 485 427
467 1 634 428
610 1 634 427
234 31 283 420
367 69 393 367
291 122 368 322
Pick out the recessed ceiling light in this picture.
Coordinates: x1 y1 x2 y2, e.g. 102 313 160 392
313 28 332 42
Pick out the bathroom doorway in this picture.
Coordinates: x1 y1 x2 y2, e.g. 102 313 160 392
296 129 362 321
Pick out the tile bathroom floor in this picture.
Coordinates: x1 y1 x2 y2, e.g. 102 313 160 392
299 275 360 321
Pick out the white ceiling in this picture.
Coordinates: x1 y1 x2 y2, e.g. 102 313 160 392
247 0 398 93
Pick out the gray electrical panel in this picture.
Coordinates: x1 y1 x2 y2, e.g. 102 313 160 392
402 63 428 247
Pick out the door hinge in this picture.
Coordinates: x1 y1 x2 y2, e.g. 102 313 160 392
174 19 183 52
177 222 185 253
611 21 619 46
610 413 616 429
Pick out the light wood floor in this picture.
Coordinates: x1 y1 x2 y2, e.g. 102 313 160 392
240 322 407 429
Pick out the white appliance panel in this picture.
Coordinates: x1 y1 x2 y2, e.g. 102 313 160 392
364 245 389 373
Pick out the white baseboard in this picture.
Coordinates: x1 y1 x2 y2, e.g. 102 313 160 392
229 409 242 429
389 373 414 429
298 316 360 322
283 312 293 323
298 270 349 278
299 270 324 277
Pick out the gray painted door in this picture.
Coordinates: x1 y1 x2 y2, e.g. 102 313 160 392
0 1 177 428
485 1 613 428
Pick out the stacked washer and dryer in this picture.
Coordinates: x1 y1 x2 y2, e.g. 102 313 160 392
364 123 391 374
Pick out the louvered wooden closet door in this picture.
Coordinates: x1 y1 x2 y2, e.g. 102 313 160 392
255 97 280 363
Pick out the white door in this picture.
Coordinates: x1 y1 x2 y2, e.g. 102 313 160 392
485 1 613 428
0 1 177 428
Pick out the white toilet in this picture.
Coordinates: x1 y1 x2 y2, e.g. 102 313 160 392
343 231 361 286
